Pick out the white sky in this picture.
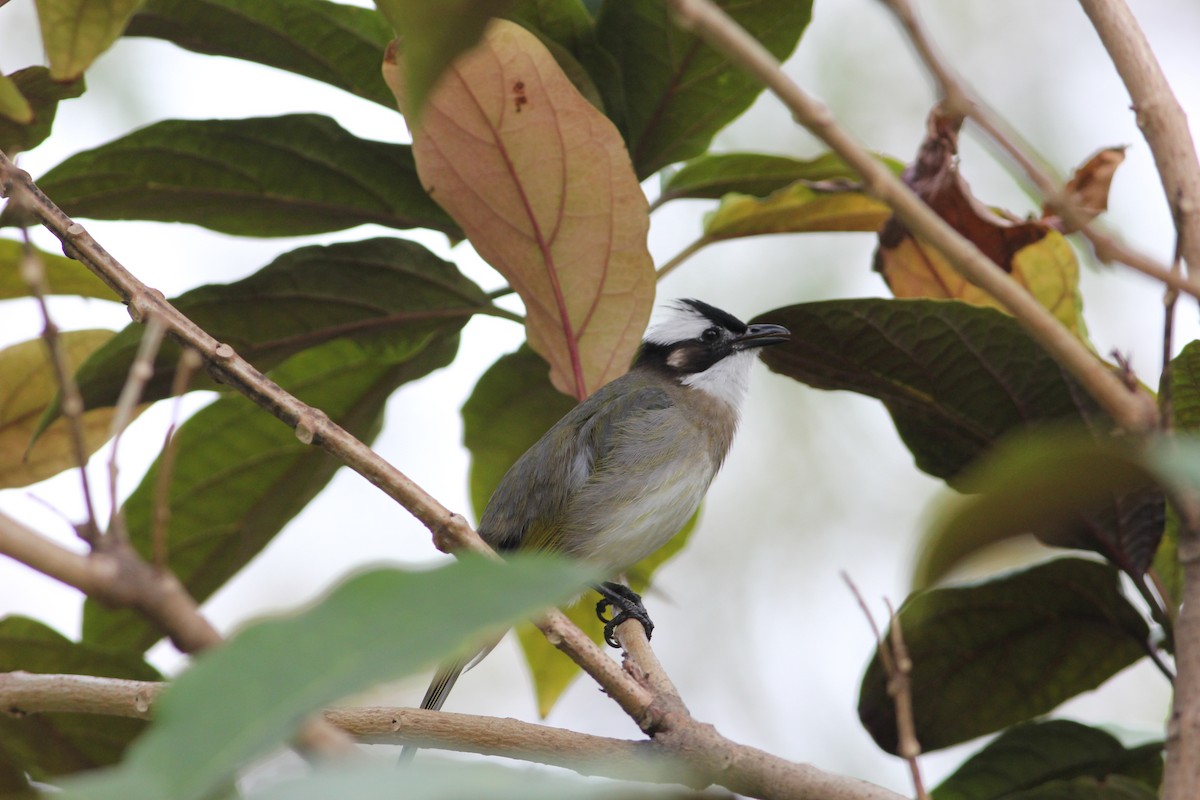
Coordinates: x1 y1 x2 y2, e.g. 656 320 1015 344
1 0 1197 792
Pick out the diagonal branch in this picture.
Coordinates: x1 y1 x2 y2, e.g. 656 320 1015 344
1078 0 1200 283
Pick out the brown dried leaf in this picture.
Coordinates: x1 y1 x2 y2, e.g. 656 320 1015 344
383 20 655 400
875 108 1086 335
1044 146 1126 233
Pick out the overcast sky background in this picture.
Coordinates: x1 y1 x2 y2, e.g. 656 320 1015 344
1 0 1198 793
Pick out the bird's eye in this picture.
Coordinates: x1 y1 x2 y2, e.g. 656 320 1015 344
700 326 721 344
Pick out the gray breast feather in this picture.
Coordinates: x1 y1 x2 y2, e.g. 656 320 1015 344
476 376 677 559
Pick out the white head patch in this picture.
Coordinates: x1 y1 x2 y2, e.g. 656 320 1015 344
644 301 718 346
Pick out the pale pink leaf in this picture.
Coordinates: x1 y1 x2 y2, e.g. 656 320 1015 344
383 20 654 400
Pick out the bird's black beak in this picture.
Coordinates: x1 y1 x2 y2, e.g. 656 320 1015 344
733 323 790 350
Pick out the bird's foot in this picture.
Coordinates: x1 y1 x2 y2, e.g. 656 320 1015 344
594 582 653 648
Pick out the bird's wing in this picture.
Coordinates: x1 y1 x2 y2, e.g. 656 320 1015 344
516 382 674 553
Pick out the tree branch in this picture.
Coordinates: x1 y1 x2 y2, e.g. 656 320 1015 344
0 671 907 799
1078 0 1200 284
665 0 1158 433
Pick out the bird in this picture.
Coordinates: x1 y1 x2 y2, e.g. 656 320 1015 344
400 299 789 761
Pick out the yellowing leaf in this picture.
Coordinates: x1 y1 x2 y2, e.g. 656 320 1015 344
0 75 33 124
0 329 123 489
384 20 654 400
878 230 1085 336
35 0 147 80
704 183 891 239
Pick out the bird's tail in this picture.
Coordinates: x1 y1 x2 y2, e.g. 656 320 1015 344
397 629 508 765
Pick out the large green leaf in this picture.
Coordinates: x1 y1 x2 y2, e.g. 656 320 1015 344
125 0 396 108
81 334 460 652
933 719 1161 800
595 0 812 178
64 556 596 800
754 299 1164 578
462 346 696 714
0 617 160 786
0 330 123 489
0 67 85 155
35 0 145 80
0 239 114 300
55 237 487 427
858 558 1150 753
4 115 459 237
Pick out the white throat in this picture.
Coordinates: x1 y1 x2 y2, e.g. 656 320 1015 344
680 349 757 413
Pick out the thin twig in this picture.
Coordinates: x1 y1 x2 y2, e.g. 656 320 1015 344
1161 217 1186 430
656 236 711 280
152 348 203 570
842 575 927 800
106 313 167 539
16 228 100 542
666 0 1158 433
884 600 927 800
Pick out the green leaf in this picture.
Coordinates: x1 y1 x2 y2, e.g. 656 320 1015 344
56 237 486 427
933 719 1162 800
82 334 460 652
0 617 160 783
125 0 396 108
857 558 1150 754
65 556 596 800
659 151 904 204
916 430 1162 588
241 761 682 800
462 347 696 714
702 183 892 239
1002 776 1158 800
596 0 813 178
374 0 514 121
6 115 459 237
754 299 1164 579
0 330 124 489
0 67 85 155
35 0 145 80
0 239 114 300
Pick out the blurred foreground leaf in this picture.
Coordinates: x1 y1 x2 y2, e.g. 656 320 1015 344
66 556 596 800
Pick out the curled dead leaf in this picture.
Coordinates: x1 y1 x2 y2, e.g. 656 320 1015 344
1043 146 1127 233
